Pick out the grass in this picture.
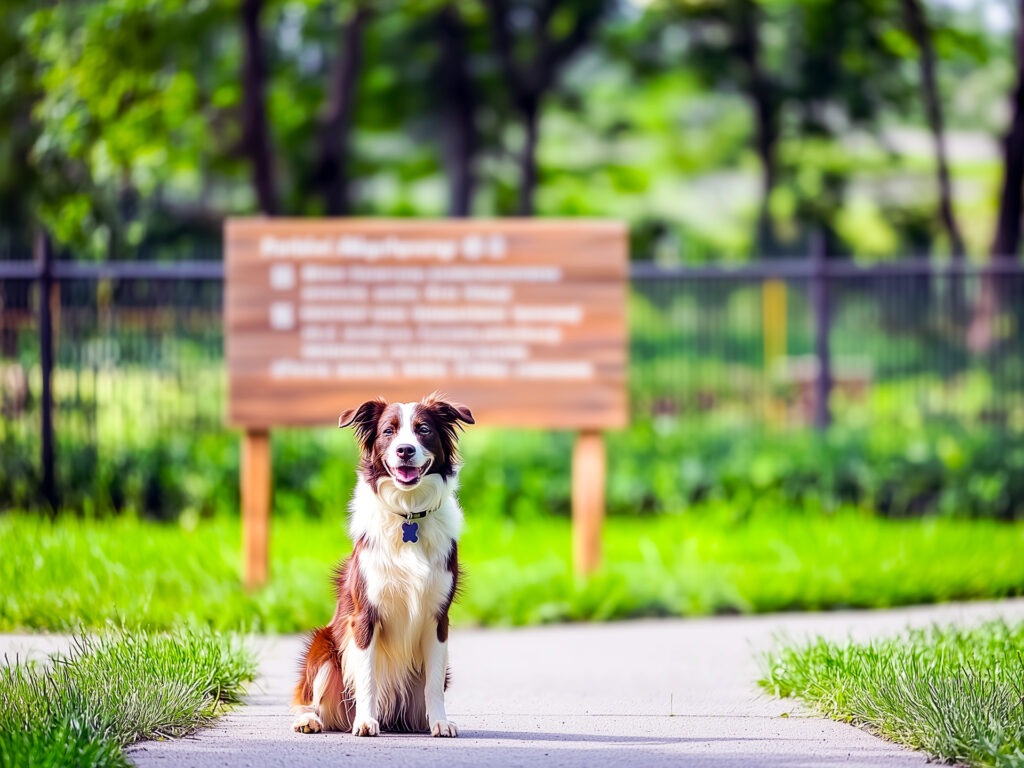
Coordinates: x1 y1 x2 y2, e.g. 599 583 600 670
0 627 254 768
759 621 1024 768
3 507 1024 631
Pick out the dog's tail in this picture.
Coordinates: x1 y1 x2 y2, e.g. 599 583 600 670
293 625 341 707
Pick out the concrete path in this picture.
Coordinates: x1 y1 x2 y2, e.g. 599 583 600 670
8 600 1024 767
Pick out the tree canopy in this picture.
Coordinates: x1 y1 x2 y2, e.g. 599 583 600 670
0 0 1016 261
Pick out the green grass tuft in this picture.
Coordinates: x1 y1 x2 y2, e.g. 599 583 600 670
760 621 1024 768
0 628 254 768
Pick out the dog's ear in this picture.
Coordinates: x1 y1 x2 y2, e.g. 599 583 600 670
422 392 474 426
439 401 474 426
339 398 388 451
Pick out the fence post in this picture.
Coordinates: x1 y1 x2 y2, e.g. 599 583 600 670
810 229 832 430
35 231 57 512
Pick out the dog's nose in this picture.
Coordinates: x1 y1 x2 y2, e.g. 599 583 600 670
395 444 416 461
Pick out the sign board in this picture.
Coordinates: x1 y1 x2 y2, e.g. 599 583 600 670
225 219 628 430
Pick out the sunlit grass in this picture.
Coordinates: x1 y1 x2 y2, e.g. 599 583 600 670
0 628 253 768
760 621 1024 768
2 509 1024 632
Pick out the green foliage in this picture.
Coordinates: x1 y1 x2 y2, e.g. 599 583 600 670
2 510 1024 632
5 415 1024 521
0 430 240 522
23 0 230 254
0 1 40 245
610 420 1024 519
0 628 254 768
761 621 1024 768
0 0 1009 257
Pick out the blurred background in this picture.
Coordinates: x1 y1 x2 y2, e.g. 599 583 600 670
1 0 1024 630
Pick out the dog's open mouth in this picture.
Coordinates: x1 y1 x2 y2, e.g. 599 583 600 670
392 464 427 486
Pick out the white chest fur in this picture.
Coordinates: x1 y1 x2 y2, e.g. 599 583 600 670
344 474 462 712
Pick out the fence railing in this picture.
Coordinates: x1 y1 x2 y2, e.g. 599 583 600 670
2 243 1023 510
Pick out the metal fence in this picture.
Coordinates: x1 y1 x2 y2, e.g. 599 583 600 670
630 257 1024 430
2 242 1023 509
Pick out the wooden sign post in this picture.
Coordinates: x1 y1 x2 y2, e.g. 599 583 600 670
572 430 606 574
241 429 271 590
225 219 628 585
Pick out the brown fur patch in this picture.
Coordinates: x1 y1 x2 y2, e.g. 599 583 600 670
338 394 474 490
329 540 378 650
293 626 338 707
436 540 460 643
294 540 379 731
415 394 475 480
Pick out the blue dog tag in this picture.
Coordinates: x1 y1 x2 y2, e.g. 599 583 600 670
402 521 419 543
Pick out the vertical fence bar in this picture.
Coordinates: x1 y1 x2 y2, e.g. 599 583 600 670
810 230 832 430
35 231 57 512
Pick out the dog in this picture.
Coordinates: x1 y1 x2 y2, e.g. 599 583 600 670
291 392 474 738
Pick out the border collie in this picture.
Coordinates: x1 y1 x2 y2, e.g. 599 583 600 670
291 393 474 737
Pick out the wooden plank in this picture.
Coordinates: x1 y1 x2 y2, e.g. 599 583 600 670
241 429 271 589
224 218 628 430
572 430 606 575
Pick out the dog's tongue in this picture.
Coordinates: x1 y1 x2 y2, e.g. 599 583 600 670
395 466 419 483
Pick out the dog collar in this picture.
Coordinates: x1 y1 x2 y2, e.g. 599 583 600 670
387 505 437 521
393 507 437 544
402 520 419 543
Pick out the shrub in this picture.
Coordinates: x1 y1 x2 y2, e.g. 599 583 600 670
2 418 1023 521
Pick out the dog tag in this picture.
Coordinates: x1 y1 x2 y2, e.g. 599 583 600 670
402 521 419 543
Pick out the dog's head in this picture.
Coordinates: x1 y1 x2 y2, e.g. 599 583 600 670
339 392 475 492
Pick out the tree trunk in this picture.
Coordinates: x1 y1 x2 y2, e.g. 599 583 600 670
752 95 778 256
969 0 1024 353
735 0 778 255
482 0 603 217
992 0 1024 259
517 100 539 216
438 5 477 217
901 0 965 258
313 6 368 216
240 0 278 215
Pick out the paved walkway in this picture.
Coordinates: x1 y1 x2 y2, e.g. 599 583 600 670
7 599 1024 767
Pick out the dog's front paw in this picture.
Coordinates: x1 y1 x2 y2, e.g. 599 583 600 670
352 717 380 737
292 712 323 734
431 719 458 738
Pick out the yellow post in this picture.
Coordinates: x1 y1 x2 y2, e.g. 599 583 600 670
763 279 787 424
763 279 787 368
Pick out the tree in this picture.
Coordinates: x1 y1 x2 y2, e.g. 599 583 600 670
437 3 479 216
23 0 232 254
240 0 278 215
661 0 781 251
482 0 613 215
648 0 914 255
992 0 1024 260
969 0 1024 352
900 0 965 258
311 4 370 215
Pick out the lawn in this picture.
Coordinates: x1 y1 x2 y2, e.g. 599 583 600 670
3 507 1024 632
0 628 253 768
760 621 1024 768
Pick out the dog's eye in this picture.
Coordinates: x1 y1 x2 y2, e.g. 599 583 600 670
382 427 394 437
417 425 431 435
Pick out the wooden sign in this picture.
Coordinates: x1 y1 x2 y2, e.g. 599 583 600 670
224 218 628 587
225 219 628 429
